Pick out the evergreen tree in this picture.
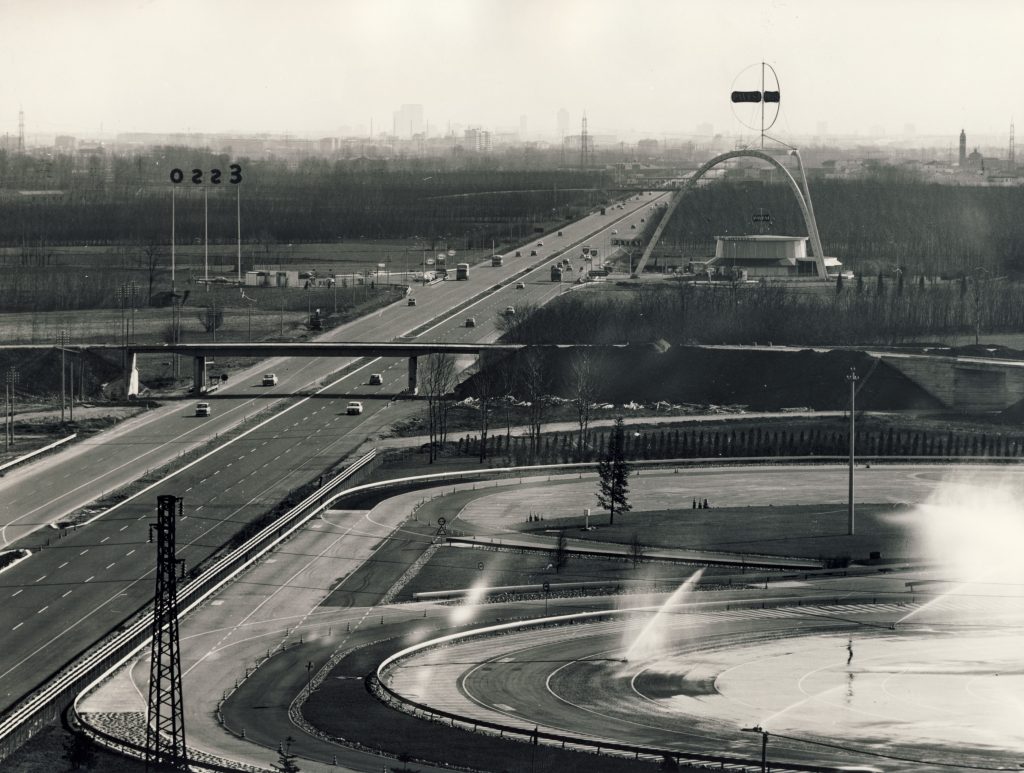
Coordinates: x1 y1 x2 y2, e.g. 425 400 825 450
596 417 632 526
273 737 301 773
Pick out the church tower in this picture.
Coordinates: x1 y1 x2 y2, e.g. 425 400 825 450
959 129 967 166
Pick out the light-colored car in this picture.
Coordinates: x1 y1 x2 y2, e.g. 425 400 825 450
407 297 417 306
537 241 544 246
516 281 526 289
504 306 516 315
346 401 363 415
611 229 618 234
195 402 211 417
262 373 278 386
369 373 383 385
465 317 476 327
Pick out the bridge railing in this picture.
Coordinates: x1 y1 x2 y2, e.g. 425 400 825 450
0 451 378 766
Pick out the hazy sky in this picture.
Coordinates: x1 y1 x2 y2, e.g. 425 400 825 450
2 0 1021 142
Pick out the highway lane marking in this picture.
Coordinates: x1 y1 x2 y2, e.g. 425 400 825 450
84 576 94 583
214 470 220 476
126 549 135 556
100 537 109 543
226 462 232 468
79 549 88 555
106 563 115 570
58 562 68 569
120 525 129 531
37 606 48 614
11 589 21 597
34 575 46 583
186 487 193 492
196 506 204 511
12 623 21 630
62 590 72 598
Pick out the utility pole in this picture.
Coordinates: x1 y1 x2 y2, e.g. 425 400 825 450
305 660 314 696
5 367 19 450
57 330 69 424
847 368 859 536
146 495 188 770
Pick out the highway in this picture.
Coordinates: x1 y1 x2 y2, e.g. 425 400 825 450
0 194 661 720
80 462 1020 771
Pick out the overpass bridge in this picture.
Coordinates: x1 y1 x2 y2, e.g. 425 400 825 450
70 341 655 396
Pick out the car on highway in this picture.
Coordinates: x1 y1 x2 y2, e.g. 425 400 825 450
557 231 563 236
631 224 637 229
515 250 522 257
537 241 544 246
516 281 525 289
530 250 538 256
407 297 417 306
641 218 646 222
195 402 211 417
369 373 383 385
611 229 618 234
261 373 278 386
346 401 363 415
465 317 476 327
504 306 515 315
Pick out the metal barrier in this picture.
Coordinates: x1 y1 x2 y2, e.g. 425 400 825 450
371 604 876 773
0 450 378 765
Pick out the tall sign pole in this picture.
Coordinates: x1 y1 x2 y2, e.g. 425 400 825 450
847 368 859 536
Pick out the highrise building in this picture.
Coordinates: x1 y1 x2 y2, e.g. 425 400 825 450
959 129 967 167
393 104 424 138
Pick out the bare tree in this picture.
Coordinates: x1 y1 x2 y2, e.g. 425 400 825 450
469 351 502 463
422 353 456 464
630 532 645 568
571 350 597 460
142 239 163 305
518 350 548 460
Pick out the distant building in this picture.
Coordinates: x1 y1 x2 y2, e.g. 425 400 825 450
637 139 660 155
701 235 842 279
463 128 492 152
967 147 984 171
393 104 424 138
959 129 967 166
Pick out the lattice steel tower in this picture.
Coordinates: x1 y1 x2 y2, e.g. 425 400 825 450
580 113 591 168
146 495 188 770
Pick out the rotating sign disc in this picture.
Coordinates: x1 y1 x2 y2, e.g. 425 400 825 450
730 62 781 136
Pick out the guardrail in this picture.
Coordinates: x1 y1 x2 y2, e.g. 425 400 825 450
0 450 378 767
0 433 77 474
8 453 946 766
370 604 879 773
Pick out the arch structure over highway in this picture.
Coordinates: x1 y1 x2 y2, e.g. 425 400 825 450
632 148 828 279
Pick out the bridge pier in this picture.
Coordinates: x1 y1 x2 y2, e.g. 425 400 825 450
124 352 140 399
407 356 418 395
192 356 207 396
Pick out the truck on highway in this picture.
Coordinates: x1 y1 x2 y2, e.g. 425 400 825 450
456 263 469 280
491 255 503 267
550 264 563 281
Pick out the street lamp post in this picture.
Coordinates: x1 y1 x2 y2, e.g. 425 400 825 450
741 726 769 773
847 367 859 536
305 660 314 696
57 329 69 424
5 366 19 450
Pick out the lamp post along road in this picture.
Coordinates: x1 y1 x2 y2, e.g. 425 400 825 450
57 330 69 424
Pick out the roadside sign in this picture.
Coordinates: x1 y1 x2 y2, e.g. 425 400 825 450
542 581 550 593
447 249 456 257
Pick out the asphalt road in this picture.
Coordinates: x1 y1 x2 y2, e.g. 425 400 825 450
178 463 1016 772
0 195 661 718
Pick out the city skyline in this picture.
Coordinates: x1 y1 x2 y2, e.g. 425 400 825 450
1 0 1022 142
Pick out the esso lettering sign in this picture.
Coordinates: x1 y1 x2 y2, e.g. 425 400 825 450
169 164 242 185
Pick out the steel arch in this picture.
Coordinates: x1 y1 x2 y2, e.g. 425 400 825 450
632 149 827 279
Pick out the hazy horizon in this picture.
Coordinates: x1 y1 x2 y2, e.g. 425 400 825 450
2 0 1021 143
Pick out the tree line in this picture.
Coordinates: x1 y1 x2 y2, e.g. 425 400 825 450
450 424 1024 464
657 173 1024 277
500 279 1024 346
0 149 611 248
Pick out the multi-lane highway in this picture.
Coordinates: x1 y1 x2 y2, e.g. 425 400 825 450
0 194 662 719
